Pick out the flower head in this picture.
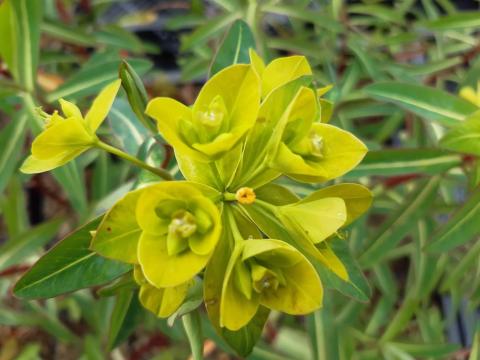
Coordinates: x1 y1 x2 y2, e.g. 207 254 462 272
20 79 121 174
220 239 323 331
136 182 222 287
267 85 367 182
145 64 260 161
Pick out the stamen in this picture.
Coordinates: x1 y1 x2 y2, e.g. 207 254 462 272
310 133 324 158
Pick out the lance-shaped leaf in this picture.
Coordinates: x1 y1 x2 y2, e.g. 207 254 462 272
359 176 440 266
365 82 477 126
210 20 256 75
345 149 463 178
426 185 480 253
14 217 130 299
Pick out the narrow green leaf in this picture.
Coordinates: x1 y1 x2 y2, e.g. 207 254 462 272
108 288 142 349
0 218 62 271
41 20 95 46
9 0 43 91
308 300 339 360
380 298 419 342
0 114 27 194
181 12 239 51
360 177 440 267
263 4 343 32
14 217 130 299
109 99 149 155
316 238 371 302
0 0 16 78
390 342 459 357
52 161 88 215
422 11 480 30
427 185 480 252
470 324 480 360
210 20 255 76
364 82 477 126
46 57 152 102
345 149 462 178
442 239 480 291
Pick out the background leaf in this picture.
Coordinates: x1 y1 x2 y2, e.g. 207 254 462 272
210 19 256 76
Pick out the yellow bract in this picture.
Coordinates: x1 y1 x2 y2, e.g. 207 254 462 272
20 80 121 174
220 239 323 331
135 182 222 288
145 64 260 162
249 49 312 98
134 266 191 318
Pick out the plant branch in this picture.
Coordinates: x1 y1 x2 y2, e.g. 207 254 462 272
94 140 173 181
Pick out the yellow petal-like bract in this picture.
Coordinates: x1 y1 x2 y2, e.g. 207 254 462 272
20 79 121 174
220 239 323 331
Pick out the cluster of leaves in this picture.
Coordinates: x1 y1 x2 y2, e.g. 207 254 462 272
1 0 480 359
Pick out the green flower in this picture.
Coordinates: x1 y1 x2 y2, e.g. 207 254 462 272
145 64 260 161
21 80 121 174
220 239 323 331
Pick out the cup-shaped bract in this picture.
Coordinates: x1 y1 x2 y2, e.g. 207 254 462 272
278 197 347 244
136 182 222 288
145 64 260 162
21 79 121 174
133 266 191 318
220 239 323 331
269 85 367 183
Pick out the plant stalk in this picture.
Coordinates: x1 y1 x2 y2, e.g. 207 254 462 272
95 140 173 181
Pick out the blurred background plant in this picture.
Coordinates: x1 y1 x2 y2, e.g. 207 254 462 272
1 0 480 359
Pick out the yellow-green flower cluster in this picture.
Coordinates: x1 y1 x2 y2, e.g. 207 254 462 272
21 52 371 337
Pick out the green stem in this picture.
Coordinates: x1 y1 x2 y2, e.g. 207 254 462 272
94 140 173 181
22 92 43 133
223 192 236 201
182 310 204 360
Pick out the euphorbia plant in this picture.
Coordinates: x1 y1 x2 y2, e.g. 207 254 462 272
17 50 371 357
